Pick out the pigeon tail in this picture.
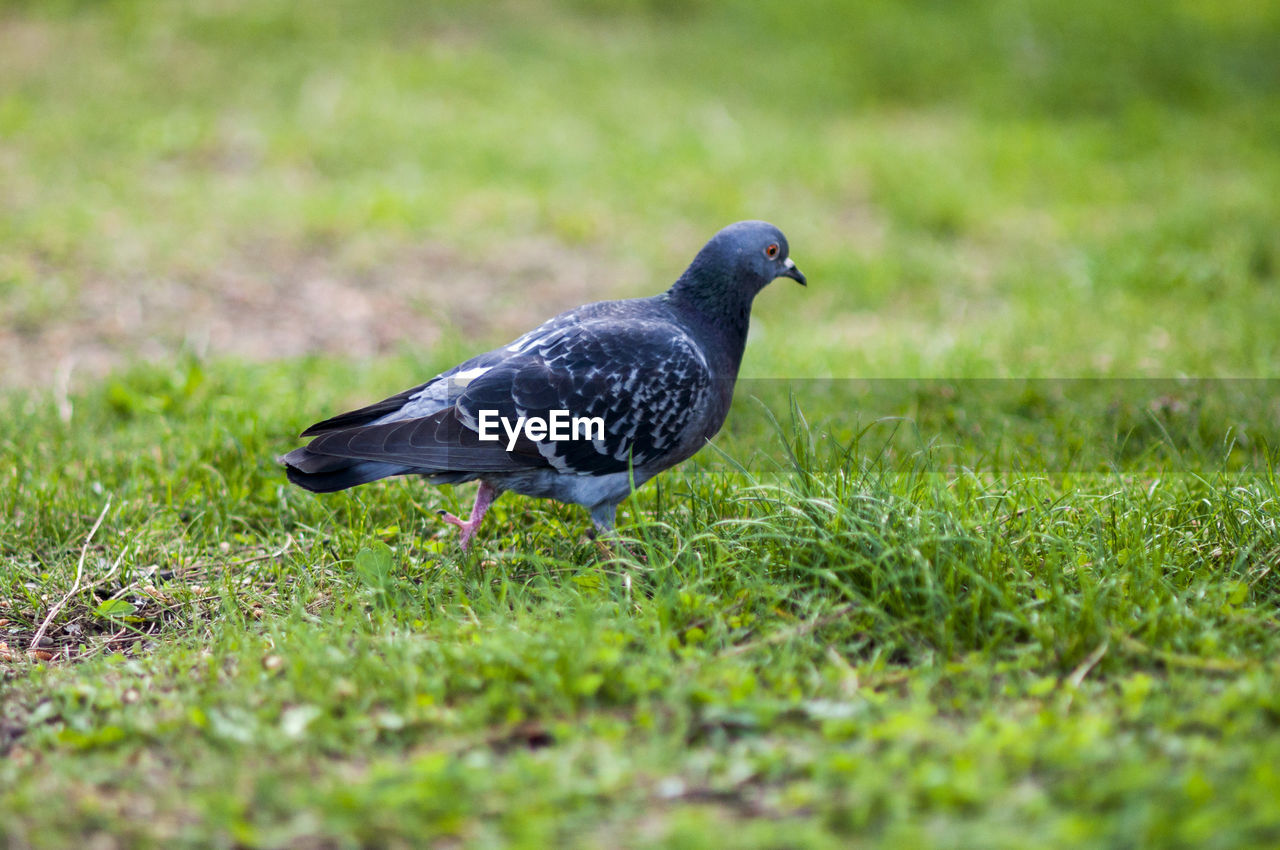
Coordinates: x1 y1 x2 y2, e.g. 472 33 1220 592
281 449 410 493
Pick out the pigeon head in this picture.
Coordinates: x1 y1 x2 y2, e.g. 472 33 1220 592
669 220 806 325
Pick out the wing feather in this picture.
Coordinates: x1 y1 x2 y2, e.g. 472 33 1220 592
294 315 716 476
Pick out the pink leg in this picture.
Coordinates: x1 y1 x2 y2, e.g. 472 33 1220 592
438 481 499 552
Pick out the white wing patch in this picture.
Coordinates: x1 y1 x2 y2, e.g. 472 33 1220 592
449 366 491 388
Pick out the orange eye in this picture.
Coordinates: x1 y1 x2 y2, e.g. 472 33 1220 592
765 243 780 259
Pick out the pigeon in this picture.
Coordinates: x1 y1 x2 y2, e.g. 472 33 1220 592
282 220 806 550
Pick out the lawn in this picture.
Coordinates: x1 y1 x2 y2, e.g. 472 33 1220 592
2 0 1279 847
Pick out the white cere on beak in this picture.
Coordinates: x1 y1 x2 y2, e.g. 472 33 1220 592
783 257 796 269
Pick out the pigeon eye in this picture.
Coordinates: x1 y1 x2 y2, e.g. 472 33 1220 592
764 243 780 260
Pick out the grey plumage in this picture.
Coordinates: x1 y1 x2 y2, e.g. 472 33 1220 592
282 220 806 548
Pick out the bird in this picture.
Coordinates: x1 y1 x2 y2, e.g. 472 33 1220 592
281 220 806 551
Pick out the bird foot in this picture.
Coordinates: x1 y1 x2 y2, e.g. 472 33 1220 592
437 510 480 552
436 480 499 554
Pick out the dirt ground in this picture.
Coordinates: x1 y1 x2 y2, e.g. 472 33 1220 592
0 237 639 392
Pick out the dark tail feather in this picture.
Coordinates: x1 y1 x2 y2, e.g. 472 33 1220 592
280 448 411 494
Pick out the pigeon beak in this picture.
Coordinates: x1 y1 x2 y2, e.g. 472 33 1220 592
780 257 807 286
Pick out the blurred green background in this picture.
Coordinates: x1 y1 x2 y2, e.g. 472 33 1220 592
3 0 1278 387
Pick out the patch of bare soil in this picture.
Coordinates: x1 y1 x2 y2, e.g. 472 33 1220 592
0 237 642 391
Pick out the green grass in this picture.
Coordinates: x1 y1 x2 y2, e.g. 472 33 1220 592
3 0 1280 847
2 361 1279 847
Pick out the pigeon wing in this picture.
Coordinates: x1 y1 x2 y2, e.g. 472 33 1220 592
297 319 714 476
298 382 431 437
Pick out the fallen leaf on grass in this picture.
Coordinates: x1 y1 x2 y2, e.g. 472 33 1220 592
94 599 137 619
